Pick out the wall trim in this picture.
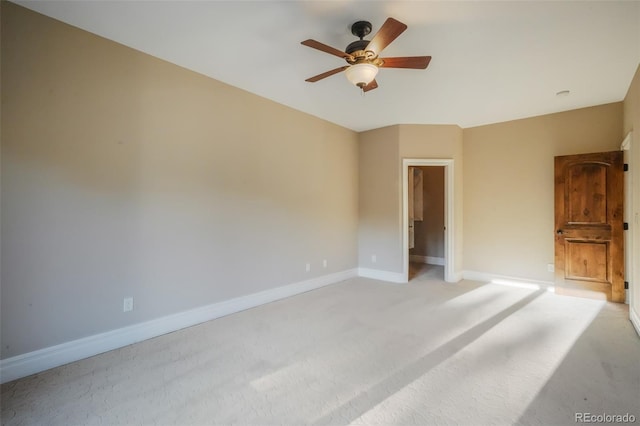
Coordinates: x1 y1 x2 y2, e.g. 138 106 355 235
621 132 637 325
630 307 640 337
409 255 445 266
462 270 554 289
0 268 358 384
621 131 632 150
358 268 405 283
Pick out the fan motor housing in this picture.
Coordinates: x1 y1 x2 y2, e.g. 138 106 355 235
346 39 369 55
347 20 377 61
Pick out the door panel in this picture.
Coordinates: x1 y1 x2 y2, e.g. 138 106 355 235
408 167 415 249
565 241 608 282
408 167 415 221
413 168 424 221
409 219 415 249
567 163 608 224
554 151 624 302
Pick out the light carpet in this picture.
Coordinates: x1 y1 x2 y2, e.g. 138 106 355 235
2 265 639 425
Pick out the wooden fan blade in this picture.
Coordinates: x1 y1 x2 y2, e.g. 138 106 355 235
366 18 407 55
363 79 378 92
380 56 432 69
305 66 349 82
301 39 352 60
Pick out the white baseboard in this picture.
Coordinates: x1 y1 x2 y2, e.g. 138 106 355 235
630 307 640 337
451 271 464 283
409 255 445 266
0 268 358 384
462 270 554 290
358 268 405 283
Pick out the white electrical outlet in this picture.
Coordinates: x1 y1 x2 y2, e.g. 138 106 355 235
547 263 555 272
323 259 328 268
372 254 377 263
123 297 134 312
305 263 311 272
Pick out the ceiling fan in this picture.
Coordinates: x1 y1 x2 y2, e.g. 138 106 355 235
301 18 431 92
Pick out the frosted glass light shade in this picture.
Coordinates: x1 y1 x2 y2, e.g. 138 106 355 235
345 63 379 88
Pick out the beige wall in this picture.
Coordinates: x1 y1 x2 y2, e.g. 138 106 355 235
2 1 637 364
1 3 359 359
358 126 400 272
623 64 640 320
360 107 622 282
463 103 623 282
358 124 463 275
400 125 464 274
411 167 445 259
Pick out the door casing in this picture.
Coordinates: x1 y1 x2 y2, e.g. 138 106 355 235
402 159 455 283
621 132 633 306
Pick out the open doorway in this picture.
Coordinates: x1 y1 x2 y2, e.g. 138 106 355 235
408 166 445 281
402 159 455 283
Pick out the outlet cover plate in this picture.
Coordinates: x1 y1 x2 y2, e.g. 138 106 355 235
123 297 134 312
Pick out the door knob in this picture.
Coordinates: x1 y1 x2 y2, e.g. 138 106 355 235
556 229 563 235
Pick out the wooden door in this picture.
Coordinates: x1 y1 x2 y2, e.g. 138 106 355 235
554 151 625 302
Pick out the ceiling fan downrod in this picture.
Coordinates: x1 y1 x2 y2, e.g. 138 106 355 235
346 21 373 56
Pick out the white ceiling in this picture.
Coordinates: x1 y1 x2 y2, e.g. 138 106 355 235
15 0 640 132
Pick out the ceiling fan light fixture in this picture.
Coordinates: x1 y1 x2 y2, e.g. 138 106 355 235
302 17 429 92
345 63 378 88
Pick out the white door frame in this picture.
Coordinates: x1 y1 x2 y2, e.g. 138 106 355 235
402 158 455 283
621 132 633 306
